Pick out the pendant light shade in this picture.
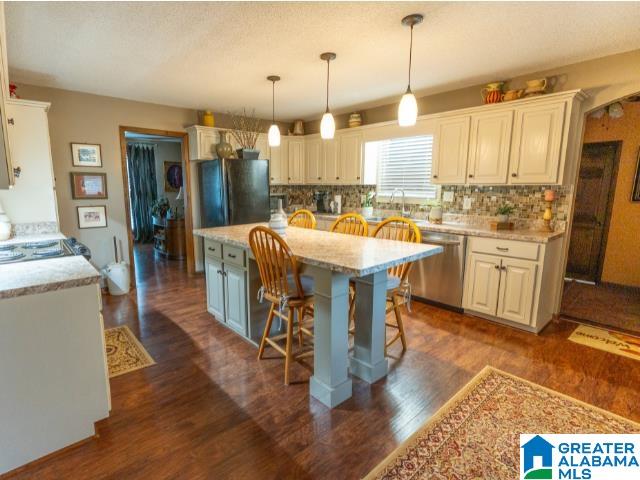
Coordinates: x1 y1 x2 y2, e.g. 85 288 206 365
267 75 281 147
398 14 423 127
320 52 336 140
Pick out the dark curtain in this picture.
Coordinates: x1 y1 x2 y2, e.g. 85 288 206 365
127 143 158 243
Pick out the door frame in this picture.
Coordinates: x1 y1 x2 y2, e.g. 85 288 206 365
118 126 195 285
566 140 621 283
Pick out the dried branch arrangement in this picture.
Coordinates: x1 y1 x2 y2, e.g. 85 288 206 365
228 108 263 149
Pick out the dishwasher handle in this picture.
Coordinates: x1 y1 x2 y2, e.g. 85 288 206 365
421 239 461 247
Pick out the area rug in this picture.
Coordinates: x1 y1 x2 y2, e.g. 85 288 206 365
568 324 640 361
364 366 639 480
104 326 155 378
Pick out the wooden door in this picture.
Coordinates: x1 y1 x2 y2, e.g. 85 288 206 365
205 258 225 320
432 116 470 184
463 253 501 316
305 137 322 184
467 110 512 184
224 264 247 335
497 258 537 325
339 131 363 184
509 101 566 184
566 142 620 282
287 138 304 183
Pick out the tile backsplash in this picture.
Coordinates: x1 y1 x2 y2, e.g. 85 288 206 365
270 184 375 211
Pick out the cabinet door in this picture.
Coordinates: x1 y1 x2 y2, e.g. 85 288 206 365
305 137 323 184
339 131 363 184
463 253 501 316
323 138 340 183
255 133 269 160
287 138 305 184
268 137 288 185
497 258 537 326
205 258 225 320
432 116 470 184
224 264 247 335
509 102 566 184
467 110 512 184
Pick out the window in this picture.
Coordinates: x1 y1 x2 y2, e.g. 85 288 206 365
364 134 436 200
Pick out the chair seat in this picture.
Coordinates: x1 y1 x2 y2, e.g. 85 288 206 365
287 274 314 298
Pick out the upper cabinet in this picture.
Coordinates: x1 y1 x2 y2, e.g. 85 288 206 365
431 90 585 186
268 136 288 185
287 137 305 184
187 126 219 161
304 136 323 184
0 4 14 189
338 131 363 184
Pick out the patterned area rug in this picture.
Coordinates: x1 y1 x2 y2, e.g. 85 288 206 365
569 324 640 361
104 326 155 378
364 366 639 480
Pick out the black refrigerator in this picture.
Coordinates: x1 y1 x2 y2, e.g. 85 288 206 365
199 159 270 227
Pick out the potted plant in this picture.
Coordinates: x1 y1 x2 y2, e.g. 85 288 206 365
425 198 443 224
229 108 263 159
496 203 515 223
361 191 375 218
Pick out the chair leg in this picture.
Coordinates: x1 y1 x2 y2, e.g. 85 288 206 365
392 294 407 352
297 306 304 348
258 303 275 360
284 308 294 385
348 285 356 333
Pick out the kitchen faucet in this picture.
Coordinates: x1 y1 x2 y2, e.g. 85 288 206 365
390 189 411 218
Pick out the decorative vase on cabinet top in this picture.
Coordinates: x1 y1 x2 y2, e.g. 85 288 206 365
481 81 505 104
348 112 362 128
216 131 234 159
202 110 215 127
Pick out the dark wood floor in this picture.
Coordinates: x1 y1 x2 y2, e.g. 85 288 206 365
6 244 640 479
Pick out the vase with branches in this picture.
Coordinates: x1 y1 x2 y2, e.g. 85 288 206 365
229 108 264 159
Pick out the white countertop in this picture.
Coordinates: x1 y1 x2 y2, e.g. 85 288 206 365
194 223 443 277
0 233 101 300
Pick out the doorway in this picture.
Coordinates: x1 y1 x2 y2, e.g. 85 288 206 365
119 126 195 286
561 97 640 335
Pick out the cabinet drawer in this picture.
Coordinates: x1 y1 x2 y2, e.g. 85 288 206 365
223 244 246 267
204 239 222 259
470 237 539 261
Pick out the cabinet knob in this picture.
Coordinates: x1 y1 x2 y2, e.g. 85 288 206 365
208 247 216 252
216 269 222 275
288 177 291 180
270 177 274 180
433 175 438 179
511 173 517 177
357 176 360 180
7 118 14 125
468 174 474 178
317 176 321 180
494 264 500 269
496 246 509 252
336 176 340 180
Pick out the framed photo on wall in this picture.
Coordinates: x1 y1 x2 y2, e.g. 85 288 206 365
70 172 108 199
164 161 183 192
632 148 640 202
71 143 102 167
77 205 107 229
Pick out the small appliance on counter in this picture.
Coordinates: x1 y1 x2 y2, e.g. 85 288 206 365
314 191 331 213
330 195 342 214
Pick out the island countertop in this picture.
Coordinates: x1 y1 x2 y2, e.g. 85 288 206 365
194 223 443 277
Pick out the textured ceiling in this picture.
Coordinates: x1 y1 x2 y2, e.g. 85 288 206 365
6 2 640 121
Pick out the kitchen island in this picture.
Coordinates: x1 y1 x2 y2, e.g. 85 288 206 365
194 223 443 408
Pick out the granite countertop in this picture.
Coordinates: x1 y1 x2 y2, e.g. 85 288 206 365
314 214 564 244
194 223 443 277
0 233 101 300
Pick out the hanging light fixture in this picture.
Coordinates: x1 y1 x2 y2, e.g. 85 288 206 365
267 75 281 147
398 14 423 127
320 52 337 139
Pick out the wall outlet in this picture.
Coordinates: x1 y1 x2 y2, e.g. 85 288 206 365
491 195 497 202
463 196 472 210
442 191 454 202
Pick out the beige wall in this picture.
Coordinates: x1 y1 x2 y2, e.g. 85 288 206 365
583 101 640 288
305 49 640 133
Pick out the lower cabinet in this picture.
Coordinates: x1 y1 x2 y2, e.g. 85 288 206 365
205 258 225 319
464 253 501 316
496 258 537 325
204 252 248 335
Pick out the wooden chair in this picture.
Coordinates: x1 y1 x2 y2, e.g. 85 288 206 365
288 209 317 229
371 217 422 354
329 212 369 237
249 226 314 385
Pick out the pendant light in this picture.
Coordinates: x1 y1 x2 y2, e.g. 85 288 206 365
320 52 336 139
398 14 423 127
267 75 281 147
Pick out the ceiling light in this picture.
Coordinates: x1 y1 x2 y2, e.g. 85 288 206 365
267 75 281 147
398 14 423 127
320 52 337 139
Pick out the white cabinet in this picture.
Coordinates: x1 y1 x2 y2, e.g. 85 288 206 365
464 253 501 316
323 138 340 183
496 258 537 325
187 125 218 160
287 138 305 184
509 102 566 184
432 116 470 184
338 131 363 184
467 110 512 184
268 136 288 185
224 264 247 335
0 4 13 189
205 258 225 320
255 133 269 160
305 136 323 184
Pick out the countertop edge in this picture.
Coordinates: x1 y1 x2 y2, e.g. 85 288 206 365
0 273 101 301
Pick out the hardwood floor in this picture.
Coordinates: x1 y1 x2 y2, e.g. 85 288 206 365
6 246 640 479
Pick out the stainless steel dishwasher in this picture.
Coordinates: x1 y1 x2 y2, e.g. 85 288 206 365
409 231 466 310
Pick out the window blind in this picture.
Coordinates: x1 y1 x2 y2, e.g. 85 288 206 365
372 135 436 199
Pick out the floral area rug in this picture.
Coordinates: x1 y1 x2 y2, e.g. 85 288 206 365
364 366 639 480
104 326 155 378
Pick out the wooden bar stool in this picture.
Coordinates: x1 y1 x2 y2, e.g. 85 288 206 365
288 209 317 229
371 217 422 354
249 226 314 385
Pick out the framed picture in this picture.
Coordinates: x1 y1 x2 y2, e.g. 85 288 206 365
77 205 107 229
71 143 102 167
632 148 640 202
164 161 183 192
70 172 108 199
